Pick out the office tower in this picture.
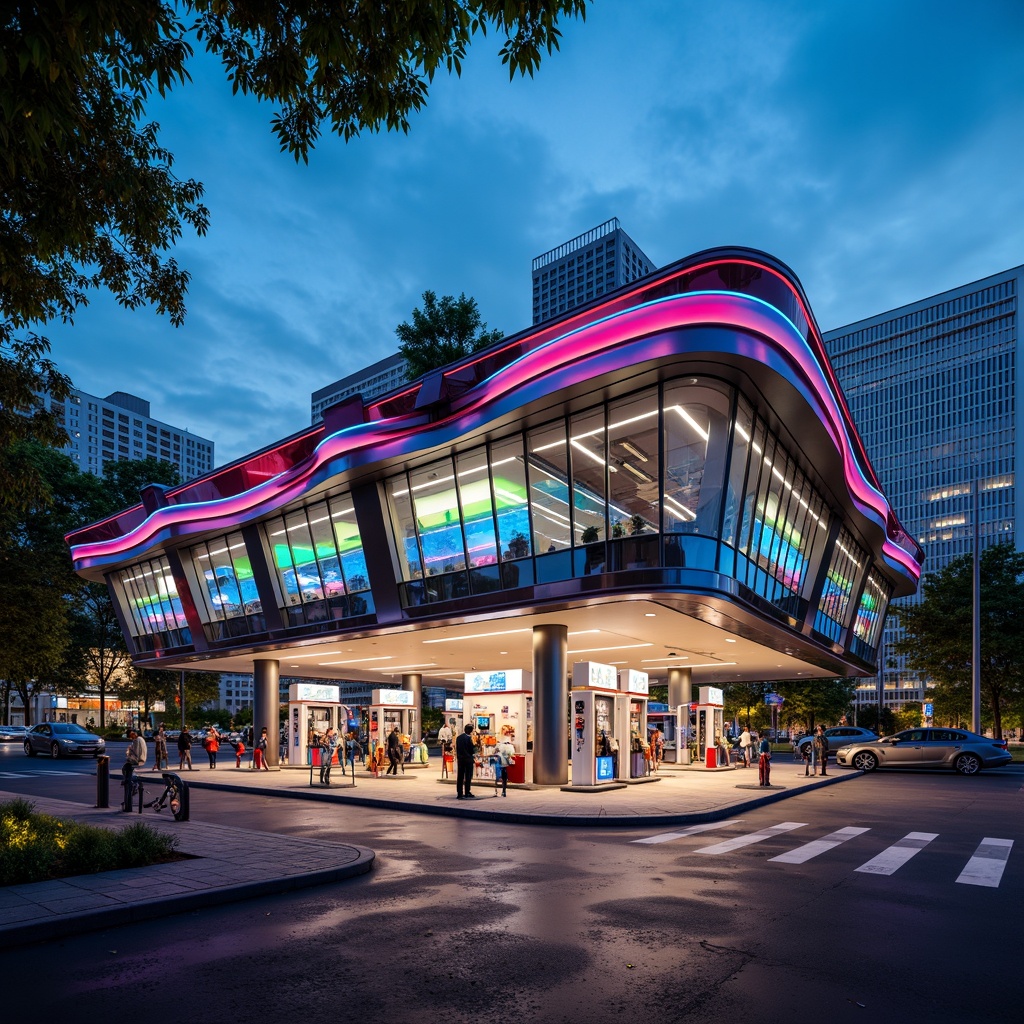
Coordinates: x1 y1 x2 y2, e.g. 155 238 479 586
823 263 1024 711
532 218 657 325
311 352 409 424
44 388 215 480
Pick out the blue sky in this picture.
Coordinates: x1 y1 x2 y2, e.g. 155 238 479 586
49 0 1024 468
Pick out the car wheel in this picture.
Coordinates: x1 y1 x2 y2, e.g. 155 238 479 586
24 741 36 757
955 753 982 776
852 750 878 772
50 741 62 759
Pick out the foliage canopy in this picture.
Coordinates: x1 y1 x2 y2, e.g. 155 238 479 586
396 289 504 378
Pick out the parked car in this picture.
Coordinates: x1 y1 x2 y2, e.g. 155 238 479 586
23 722 107 759
835 727 1012 775
797 727 877 759
0 724 29 742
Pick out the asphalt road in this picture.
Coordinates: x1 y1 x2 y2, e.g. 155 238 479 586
2 744 1022 1023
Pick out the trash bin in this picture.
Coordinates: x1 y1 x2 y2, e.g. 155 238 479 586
96 755 110 808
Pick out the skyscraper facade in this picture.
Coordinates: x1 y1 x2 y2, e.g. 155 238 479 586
823 263 1023 710
532 218 656 324
43 388 215 480
311 353 409 424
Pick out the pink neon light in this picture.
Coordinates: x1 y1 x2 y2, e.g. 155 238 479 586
70 291 920 584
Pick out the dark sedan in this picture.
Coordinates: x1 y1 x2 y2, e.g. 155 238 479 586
23 722 106 759
835 727 1012 775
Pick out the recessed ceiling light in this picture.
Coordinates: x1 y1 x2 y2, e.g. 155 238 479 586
645 613 656 617
725 639 737 644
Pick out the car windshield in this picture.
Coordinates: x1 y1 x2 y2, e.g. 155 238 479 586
51 723 91 735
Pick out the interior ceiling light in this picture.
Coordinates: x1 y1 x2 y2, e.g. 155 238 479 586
620 440 650 462
285 650 346 660
622 461 654 482
423 628 531 644
641 661 737 670
567 643 653 654
725 638 737 643
645 612 656 617
319 656 393 665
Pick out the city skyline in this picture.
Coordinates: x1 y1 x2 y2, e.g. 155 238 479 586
46 0 1024 468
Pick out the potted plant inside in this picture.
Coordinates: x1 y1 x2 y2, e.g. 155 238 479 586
581 525 603 574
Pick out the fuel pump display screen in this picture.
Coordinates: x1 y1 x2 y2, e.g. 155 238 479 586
476 716 490 730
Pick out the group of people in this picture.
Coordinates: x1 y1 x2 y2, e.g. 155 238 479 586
449 722 516 798
317 727 363 785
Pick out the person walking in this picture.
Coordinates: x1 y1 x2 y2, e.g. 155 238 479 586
650 725 664 771
234 736 246 768
204 727 220 768
122 729 148 811
495 735 516 797
153 724 168 770
455 722 476 798
386 726 403 776
757 730 772 786
813 724 830 776
738 726 752 768
320 727 337 785
253 726 270 770
344 731 362 778
177 726 193 770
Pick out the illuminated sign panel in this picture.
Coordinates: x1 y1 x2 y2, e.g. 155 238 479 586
464 669 530 693
619 669 649 695
699 686 724 706
445 698 464 712
289 683 341 703
372 688 415 706
572 661 618 690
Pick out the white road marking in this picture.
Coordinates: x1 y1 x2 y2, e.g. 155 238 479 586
855 831 938 875
695 821 807 854
631 820 743 844
956 838 1013 887
769 826 871 864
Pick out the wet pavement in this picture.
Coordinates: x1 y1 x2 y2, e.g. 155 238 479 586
0 755 856 948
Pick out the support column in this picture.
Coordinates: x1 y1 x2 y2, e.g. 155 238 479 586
667 667 692 710
401 673 422 742
253 659 280 768
533 623 568 786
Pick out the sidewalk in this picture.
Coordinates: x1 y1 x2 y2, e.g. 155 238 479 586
0 757 856 949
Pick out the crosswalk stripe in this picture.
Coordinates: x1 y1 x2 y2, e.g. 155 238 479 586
695 821 807 854
855 831 938 875
631 820 743 844
956 838 1013 887
769 826 871 864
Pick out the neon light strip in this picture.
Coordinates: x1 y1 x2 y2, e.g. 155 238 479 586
70 290 920 584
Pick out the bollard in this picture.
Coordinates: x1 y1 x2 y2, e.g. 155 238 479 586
96 755 110 808
121 762 134 812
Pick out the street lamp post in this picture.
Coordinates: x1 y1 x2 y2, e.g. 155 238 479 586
972 478 982 733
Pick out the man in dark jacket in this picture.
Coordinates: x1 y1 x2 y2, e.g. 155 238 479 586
455 723 476 799
386 726 403 775
813 724 830 776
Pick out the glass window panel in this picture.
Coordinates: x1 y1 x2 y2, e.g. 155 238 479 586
721 396 753 549
608 388 660 539
284 510 322 604
490 436 532 564
663 381 732 537
854 569 891 648
386 473 422 582
265 514 301 607
569 407 608 557
528 421 572 552
409 456 467 575
307 500 342 596
329 495 369 592
816 528 868 641
114 557 187 646
456 448 498 568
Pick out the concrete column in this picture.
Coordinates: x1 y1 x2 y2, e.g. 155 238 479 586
401 673 422 742
667 666 692 710
533 623 568 786
253 659 280 767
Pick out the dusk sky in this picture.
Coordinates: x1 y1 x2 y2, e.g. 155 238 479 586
49 0 1024 469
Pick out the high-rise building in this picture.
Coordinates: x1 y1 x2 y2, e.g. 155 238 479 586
42 388 215 480
532 218 657 325
823 263 1023 711
311 353 409 424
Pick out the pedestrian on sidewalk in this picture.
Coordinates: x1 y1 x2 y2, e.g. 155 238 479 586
204 728 220 768
122 729 148 810
153 724 168 770
253 726 270 770
345 731 362 778
739 726 752 768
234 737 246 768
320 727 337 785
650 725 664 771
801 741 812 776
757 731 772 786
495 735 516 797
177 727 193 770
455 722 476 799
813 724 829 776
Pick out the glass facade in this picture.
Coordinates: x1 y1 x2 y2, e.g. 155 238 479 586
262 495 373 629
188 532 264 640
383 375 884 647
112 556 190 652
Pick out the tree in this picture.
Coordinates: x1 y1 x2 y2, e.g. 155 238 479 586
396 290 504 378
894 542 1024 739
0 2 589 507
724 682 770 729
772 678 858 734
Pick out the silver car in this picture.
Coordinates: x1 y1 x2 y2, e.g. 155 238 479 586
835 727 1012 776
0 724 29 742
797 726 877 759
23 722 106 759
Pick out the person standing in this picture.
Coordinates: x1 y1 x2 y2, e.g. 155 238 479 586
738 726 752 768
455 722 476 799
386 726 403 776
320 727 337 785
122 729 148 811
153 724 168 770
495 735 516 797
204 727 220 768
650 725 664 771
234 736 246 768
757 730 772 786
438 720 453 750
813 724 830 776
177 727 193 770
253 727 270 770
344 731 362 778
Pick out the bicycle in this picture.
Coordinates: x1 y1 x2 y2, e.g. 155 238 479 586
121 770 189 821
